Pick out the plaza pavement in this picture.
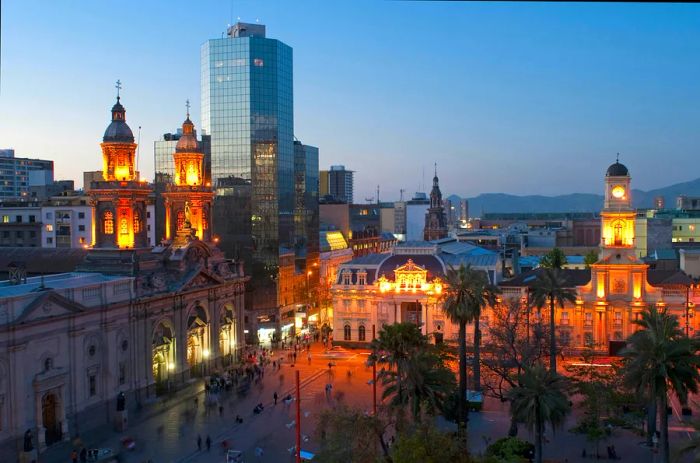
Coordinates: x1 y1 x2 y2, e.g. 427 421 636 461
35 343 697 463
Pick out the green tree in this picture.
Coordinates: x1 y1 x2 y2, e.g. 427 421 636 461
539 247 567 269
622 305 700 463
583 249 599 268
390 422 473 463
315 405 389 463
507 363 571 463
381 346 456 422
566 347 624 458
441 264 500 440
371 323 429 426
531 268 576 373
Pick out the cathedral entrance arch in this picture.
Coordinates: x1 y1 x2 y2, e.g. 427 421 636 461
152 321 175 395
187 304 209 377
42 392 61 446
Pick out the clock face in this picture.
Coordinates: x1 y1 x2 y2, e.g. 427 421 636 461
611 185 626 199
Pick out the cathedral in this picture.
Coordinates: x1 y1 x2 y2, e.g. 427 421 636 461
0 90 247 456
423 165 448 241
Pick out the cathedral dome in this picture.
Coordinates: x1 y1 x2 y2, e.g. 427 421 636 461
175 117 199 153
606 161 629 177
103 97 135 143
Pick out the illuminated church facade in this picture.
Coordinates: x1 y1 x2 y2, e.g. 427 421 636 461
0 91 247 455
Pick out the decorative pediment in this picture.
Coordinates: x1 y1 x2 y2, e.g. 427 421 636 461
394 259 428 289
15 291 86 325
177 269 224 292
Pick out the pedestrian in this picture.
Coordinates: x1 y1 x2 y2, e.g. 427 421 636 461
274 392 278 405
307 353 311 365
219 404 224 416
197 435 202 451
206 435 211 451
71 450 78 463
79 447 87 463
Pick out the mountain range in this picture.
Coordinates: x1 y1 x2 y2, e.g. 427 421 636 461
447 178 700 217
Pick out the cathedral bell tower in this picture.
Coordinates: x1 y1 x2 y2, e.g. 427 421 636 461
89 83 152 249
162 104 214 245
599 156 635 261
424 164 448 241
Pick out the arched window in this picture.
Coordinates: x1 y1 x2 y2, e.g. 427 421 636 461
103 211 114 235
44 357 53 372
133 210 141 233
176 210 185 231
344 324 351 341
358 325 366 341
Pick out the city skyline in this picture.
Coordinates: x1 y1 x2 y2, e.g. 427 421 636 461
1 1 699 201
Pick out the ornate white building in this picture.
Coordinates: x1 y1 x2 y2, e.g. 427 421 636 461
331 239 501 345
0 95 247 456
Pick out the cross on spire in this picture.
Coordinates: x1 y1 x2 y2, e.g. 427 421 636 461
434 162 437 177
115 79 122 99
616 152 620 163
186 99 191 118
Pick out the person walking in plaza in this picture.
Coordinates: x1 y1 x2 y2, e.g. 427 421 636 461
307 352 311 364
71 450 78 463
79 447 87 463
274 391 278 405
206 435 211 451
197 435 202 451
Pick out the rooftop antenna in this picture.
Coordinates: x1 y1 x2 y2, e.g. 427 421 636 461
422 165 425 192
376 185 380 205
400 189 405 202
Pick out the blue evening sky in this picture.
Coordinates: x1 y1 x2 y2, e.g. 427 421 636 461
1 1 698 201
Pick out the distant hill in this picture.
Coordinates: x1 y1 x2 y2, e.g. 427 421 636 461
446 178 700 217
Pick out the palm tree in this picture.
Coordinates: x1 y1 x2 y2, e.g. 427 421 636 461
441 264 500 438
531 268 576 373
508 363 571 463
380 345 456 421
370 323 427 421
622 305 700 463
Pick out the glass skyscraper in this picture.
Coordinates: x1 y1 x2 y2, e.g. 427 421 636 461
202 23 296 330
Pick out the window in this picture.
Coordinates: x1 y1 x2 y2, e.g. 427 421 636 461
29 231 36 238
78 225 85 231
78 212 85 219
357 299 366 310
119 210 129 235
79 237 85 244
358 325 366 341
133 211 141 233
254 58 264 66
560 311 569 325
614 311 622 327
15 215 22 223
44 357 53 372
46 237 53 244
103 211 114 234
343 299 351 310
88 374 97 397
2 231 8 238
146 211 151 219
584 312 593 327
29 215 35 223
119 362 126 385
1 215 8 223
342 271 351 285
45 224 53 232
584 332 594 346
358 272 366 285
344 324 351 341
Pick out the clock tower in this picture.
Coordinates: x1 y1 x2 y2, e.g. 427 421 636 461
599 157 635 261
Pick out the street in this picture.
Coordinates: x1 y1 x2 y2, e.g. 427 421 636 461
37 343 697 463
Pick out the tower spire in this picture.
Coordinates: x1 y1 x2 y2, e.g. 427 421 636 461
115 79 122 100
186 98 191 119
